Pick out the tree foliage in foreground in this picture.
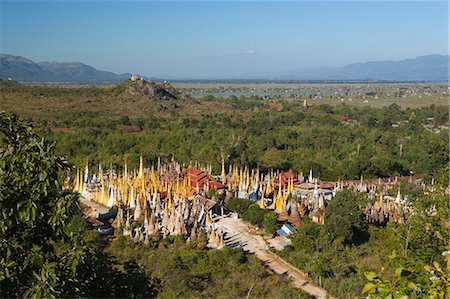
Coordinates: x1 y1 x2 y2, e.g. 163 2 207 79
362 250 450 298
0 112 157 298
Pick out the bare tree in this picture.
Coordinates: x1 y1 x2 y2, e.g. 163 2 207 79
391 222 412 258
356 138 363 155
396 138 407 159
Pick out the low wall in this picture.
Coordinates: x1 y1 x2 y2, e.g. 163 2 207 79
266 250 309 279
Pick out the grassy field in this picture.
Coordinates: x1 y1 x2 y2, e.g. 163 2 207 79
0 81 233 123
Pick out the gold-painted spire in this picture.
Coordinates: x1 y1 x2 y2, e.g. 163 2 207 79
221 152 226 184
139 154 144 178
259 197 265 209
75 168 80 191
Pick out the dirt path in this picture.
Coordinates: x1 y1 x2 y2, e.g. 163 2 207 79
215 216 333 299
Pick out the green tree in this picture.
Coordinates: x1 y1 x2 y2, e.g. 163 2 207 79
324 190 364 244
0 113 157 298
227 197 252 215
291 232 315 252
244 204 266 225
362 251 450 299
263 213 278 234
0 113 80 298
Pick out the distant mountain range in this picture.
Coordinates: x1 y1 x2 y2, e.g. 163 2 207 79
0 53 448 82
0 54 130 82
245 54 449 81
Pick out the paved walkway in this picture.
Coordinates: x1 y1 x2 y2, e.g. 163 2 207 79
79 196 109 217
215 216 333 299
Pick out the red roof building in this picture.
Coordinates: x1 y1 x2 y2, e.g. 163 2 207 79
274 169 301 187
183 167 225 189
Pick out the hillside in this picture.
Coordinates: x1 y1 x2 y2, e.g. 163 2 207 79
0 54 131 82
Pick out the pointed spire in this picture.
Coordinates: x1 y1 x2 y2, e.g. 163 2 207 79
318 194 324 209
259 197 265 209
205 209 212 225
75 168 80 191
84 160 89 184
107 186 115 207
221 151 227 184
139 154 144 178
395 188 402 204
123 210 131 237
129 185 136 208
134 194 142 220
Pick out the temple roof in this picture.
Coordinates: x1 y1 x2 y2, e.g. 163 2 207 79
274 169 300 187
183 167 224 189
196 195 217 210
184 167 209 187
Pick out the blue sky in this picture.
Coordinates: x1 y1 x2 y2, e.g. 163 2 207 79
1 1 448 78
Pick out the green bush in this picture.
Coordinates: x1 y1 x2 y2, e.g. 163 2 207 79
227 198 277 231
244 204 266 225
291 232 315 252
227 197 252 215
263 213 278 234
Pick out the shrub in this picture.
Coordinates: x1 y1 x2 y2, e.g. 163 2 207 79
263 213 278 234
244 204 265 225
227 198 277 231
291 232 315 252
227 197 252 215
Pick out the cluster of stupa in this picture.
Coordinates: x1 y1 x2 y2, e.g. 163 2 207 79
363 191 412 225
73 156 228 246
72 156 311 214
72 155 423 237
223 166 331 225
115 193 225 246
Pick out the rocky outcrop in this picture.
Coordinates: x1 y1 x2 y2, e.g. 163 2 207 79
122 78 178 100
116 77 197 112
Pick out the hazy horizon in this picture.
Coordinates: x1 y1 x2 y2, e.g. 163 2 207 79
1 1 448 78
